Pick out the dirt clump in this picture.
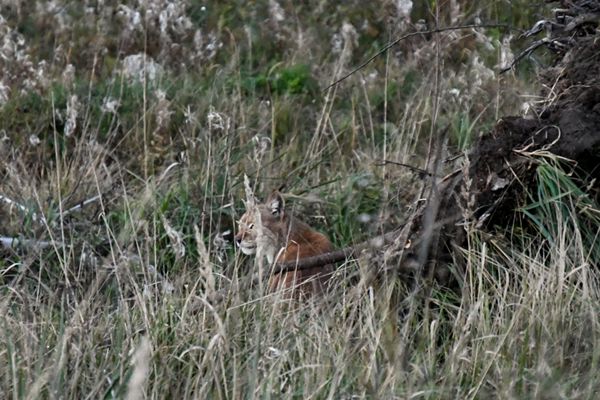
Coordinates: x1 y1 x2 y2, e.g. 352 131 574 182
466 38 600 226
411 5 600 281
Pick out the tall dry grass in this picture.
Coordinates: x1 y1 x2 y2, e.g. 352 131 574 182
1 0 598 398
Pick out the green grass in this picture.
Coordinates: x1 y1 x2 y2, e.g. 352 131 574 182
2 0 598 399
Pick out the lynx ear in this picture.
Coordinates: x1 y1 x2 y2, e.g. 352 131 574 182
243 174 256 209
267 192 285 217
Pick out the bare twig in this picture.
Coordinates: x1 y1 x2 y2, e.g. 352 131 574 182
62 194 102 216
324 23 510 91
374 160 433 177
502 6 600 73
499 37 574 73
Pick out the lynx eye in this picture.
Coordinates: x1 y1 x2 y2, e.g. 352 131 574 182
248 223 254 229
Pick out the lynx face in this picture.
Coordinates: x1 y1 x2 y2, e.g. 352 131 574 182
235 194 285 264
235 212 258 255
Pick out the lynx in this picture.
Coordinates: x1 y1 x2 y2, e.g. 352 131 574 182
235 192 333 294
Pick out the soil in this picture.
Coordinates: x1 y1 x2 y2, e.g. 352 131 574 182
422 21 600 281
455 38 600 229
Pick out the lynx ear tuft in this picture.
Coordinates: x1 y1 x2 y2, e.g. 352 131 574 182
267 192 285 217
243 174 257 209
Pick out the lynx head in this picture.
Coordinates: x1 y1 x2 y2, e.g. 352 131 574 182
235 192 287 263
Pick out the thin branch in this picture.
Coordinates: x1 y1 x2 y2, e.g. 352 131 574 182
324 23 510 91
499 37 573 74
375 160 434 177
271 228 406 274
63 194 103 216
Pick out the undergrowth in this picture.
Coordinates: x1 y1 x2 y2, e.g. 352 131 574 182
2 1 598 399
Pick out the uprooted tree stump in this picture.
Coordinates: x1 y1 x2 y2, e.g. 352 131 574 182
274 0 600 282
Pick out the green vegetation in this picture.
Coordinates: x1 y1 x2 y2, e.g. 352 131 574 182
1 1 599 399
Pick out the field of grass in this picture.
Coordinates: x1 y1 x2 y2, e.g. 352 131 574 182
1 1 599 398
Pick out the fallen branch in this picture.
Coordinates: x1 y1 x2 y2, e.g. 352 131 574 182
271 227 406 274
374 160 434 177
62 194 102 216
271 209 464 276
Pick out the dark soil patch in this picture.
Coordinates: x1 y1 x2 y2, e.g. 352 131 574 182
424 18 600 281
453 38 600 231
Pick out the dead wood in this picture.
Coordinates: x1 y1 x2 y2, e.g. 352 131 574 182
271 228 404 273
